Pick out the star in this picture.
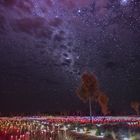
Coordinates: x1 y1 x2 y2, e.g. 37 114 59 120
77 9 81 13
120 0 129 5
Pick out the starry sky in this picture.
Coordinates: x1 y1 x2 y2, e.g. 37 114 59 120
0 0 140 115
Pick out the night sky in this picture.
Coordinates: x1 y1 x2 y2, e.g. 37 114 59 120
0 0 140 115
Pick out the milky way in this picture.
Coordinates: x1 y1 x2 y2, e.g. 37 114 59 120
0 0 140 114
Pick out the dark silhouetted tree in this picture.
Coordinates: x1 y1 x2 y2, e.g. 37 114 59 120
97 92 110 115
131 101 140 115
76 72 99 123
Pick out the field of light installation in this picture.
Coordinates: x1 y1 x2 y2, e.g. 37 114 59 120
0 116 140 140
0 0 140 140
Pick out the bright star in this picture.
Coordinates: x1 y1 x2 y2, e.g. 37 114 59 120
78 9 81 13
120 0 128 5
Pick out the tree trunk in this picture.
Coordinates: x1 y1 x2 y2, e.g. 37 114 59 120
89 97 92 123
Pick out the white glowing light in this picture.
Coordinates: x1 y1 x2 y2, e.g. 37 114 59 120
75 127 78 131
79 128 84 133
89 129 96 136
123 137 129 140
122 0 127 2
96 124 101 127
67 124 71 127
120 0 129 5
78 9 81 13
